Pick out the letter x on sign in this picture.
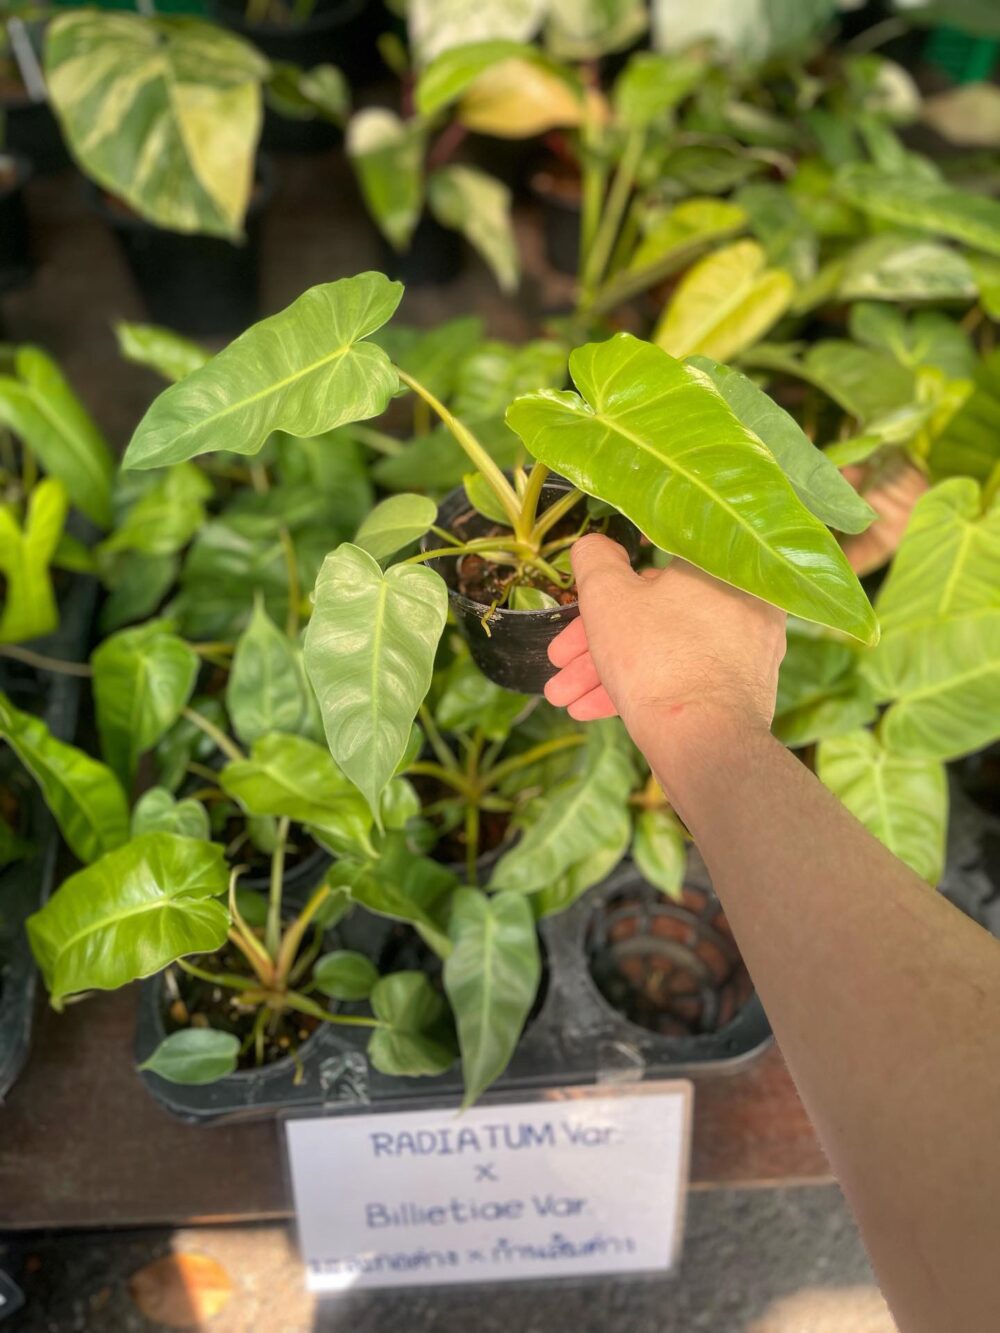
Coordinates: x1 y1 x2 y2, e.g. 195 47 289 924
475 1164 498 1182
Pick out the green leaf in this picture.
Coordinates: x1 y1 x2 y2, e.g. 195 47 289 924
735 181 817 286
374 419 520 494
773 633 875 747
451 339 568 420
45 12 267 239
91 621 199 788
817 729 947 884
434 651 530 739
490 720 634 893
632 807 687 900
654 240 794 363
304 544 449 816
346 109 426 252
686 356 875 534
848 305 975 382
428 165 519 292
874 479 1000 633
140 1028 239 1084
377 317 485 406
929 348 1000 485
115 323 209 384
226 600 319 747
0 690 129 863
266 62 349 125
968 251 1000 320
745 341 916 424
132 786 210 841
219 732 375 858
837 234 977 304
462 471 511 524
509 586 559 610
444 887 539 1106
100 464 212 560
313 949 379 1000
353 494 438 563
155 694 227 793
863 611 1000 761
409 0 548 65
0 479 68 643
0 346 114 528
123 274 403 471
100 554 179 634
533 816 631 918
344 838 457 957
28 833 230 1007
613 198 746 306
547 0 647 59
507 333 879 644
836 165 1000 258
415 39 555 116
613 51 702 127
367 971 456 1077
651 0 838 62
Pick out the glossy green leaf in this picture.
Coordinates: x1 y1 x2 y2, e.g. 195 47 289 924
0 346 114 528
745 341 916 424
0 690 129 864
929 349 1000 484
415 39 552 115
654 241 794 363
313 949 379 1000
463 471 511 524
547 0 646 58
632 807 687 900
773 633 875 747
507 333 879 643
354 494 438 563
123 275 403 470
428 165 519 292
140 1028 239 1084
863 611 1000 761
613 52 702 127
444 887 539 1106
837 234 976 304
346 109 426 252
0 479 68 643
304 544 449 816
533 816 631 919
344 837 456 957
219 732 375 858
490 720 634 893
836 165 1000 258
91 621 198 788
848 305 975 382
45 12 266 239
132 786 210 841
100 464 212 560
686 356 875 534
27 833 229 1007
874 479 1000 633
226 600 319 747
367 971 456 1077
115 323 209 384
266 62 349 125
409 0 546 65
817 729 947 883
509 586 559 610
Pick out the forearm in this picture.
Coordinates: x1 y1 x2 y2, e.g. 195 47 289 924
633 706 1000 1333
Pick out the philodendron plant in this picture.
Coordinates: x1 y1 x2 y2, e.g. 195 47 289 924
121 271 877 825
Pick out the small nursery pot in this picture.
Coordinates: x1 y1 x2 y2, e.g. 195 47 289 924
378 213 463 287
530 168 581 276
0 154 33 294
0 95 70 175
425 480 639 695
212 0 379 84
93 160 274 337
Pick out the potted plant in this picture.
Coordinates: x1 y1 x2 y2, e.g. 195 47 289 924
42 9 273 335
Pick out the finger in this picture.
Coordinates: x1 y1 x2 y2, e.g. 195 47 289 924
548 614 588 667
567 686 619 721
544 652 601 708
640 567 661 582
570 534 637 599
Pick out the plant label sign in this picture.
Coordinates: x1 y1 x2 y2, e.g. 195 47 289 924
285 1082 692 1292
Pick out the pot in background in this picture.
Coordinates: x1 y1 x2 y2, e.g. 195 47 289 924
425 479 639 695
0 154 33 294
1 95 71 175
379 212 463 287
530 166 581 276
212 0 380 84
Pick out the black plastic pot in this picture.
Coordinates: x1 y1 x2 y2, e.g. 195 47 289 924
378 212 463 287
0 577 97 1103
93 161 274 337
0 154 33 295
425 480 639 695
531 170 581 276
239 840 332 896
212 0 380 84
135 850 773 1125
1 96 70 175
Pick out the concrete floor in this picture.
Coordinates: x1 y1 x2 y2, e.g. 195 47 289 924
1 155 895 1333
2 1186 894 1333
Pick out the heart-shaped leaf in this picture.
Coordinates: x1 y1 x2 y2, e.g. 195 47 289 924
444 887 540 1106
0 479 68 643
817 729 948 884
848 305 975 381
304 544 449 816
226 600 320 747
140 1029 240 1084
353 494 438 563
428 165 519 292
343 840 457 957
313 950 379 1000
27 833 229 1007
507 333 878 643
132 787 210 841
367 971 456 1076
123 274 403 470
0 691 129 864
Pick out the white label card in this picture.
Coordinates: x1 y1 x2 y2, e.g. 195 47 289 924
286 1082 692 1292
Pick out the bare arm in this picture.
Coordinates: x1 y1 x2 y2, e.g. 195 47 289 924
546 536 1000 1333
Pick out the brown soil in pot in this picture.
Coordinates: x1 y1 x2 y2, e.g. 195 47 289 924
446 503 587 607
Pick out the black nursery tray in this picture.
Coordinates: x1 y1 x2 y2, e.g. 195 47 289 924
0 579 97 1103
136 851 773 1126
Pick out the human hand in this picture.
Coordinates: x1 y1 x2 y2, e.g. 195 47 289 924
544 536 787 755
840 457 927 577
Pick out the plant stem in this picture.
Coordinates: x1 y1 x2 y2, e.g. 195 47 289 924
351 425 404 457
0 645 91 676
191 641 235 658
403 542 524 567
266 817 290 960
518 463 551 534
284 989 382 1028
181 707 244 764
530 486 585 542
276 880 333 984
465 801 480 886
177 958 256 992
228 928 274 988
580 127 644 302
250 462 270 494
395 369 523 532
405 761 474 797
481 732 586 789
418 702 459 771
579 93 606 273
279 526 300 638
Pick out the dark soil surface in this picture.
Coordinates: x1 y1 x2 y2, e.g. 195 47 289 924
448 503 585 606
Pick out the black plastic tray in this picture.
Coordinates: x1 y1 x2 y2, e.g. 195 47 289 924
0 577 97 1103
136 849 774 1125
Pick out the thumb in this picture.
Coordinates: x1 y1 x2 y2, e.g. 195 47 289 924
570 533 638 600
